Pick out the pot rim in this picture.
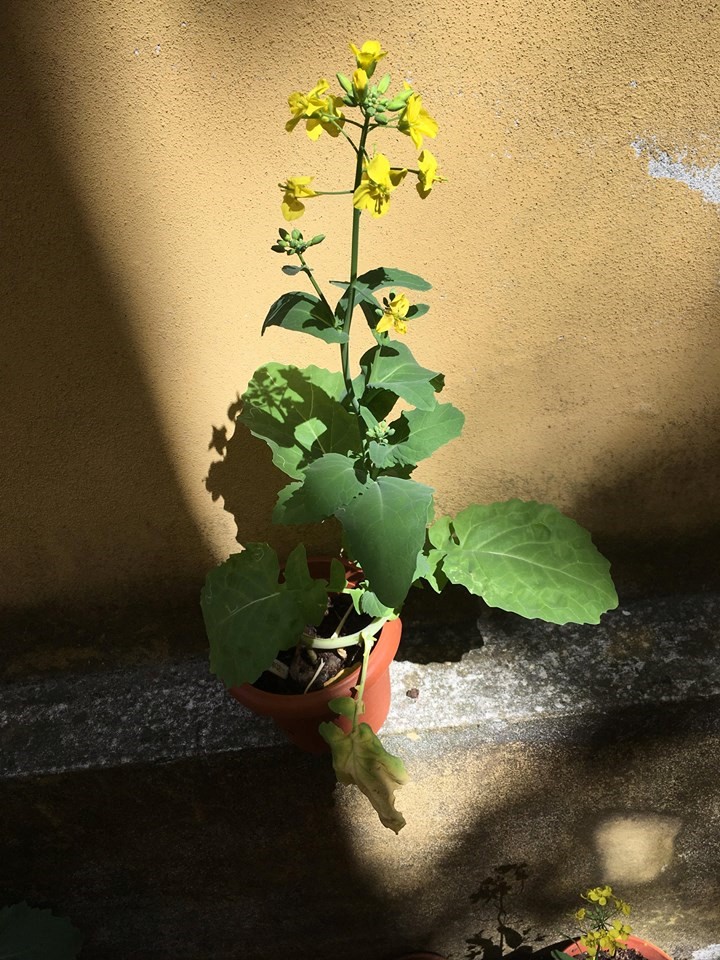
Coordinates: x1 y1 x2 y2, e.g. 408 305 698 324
561 934 673 960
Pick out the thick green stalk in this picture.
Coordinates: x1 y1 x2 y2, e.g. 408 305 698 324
339 114 371 411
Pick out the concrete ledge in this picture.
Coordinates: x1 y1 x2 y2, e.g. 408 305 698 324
2 592 720 779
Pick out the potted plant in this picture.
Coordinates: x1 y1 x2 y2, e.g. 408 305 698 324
201 40 618 833
552 887 672 960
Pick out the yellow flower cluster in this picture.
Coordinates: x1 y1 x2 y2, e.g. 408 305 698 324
281 39 446 223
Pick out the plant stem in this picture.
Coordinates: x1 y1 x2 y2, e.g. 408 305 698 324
351 631 374 731
296 252 334 314
339 113 371 412
307 615 388 651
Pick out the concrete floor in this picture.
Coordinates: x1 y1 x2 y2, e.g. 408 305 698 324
2 593 720 959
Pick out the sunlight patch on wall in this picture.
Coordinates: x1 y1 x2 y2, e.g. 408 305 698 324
595 814 681 883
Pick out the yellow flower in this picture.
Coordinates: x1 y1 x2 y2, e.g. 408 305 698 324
575 908 587 921
376 293 411 335
353 153 407 218
352 68 368 99
286 78 344 140
585 885 613 905
579 932 601 958
416 149 447 198
398 86 438 149
611 920 632 943
613 898 631 917
279 176 317 221
349 40 388 75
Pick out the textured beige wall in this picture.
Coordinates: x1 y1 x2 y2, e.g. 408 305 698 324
3 0 720 610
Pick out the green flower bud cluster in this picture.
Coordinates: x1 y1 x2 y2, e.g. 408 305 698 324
366 419 395 444
336 72 413 122
271 228 325 255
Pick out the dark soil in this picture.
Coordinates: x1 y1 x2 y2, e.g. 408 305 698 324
253 593 372 695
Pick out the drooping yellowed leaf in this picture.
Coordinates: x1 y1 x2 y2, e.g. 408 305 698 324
319 721 409 833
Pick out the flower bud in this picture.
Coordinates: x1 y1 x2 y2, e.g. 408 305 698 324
309 234 326 246
385 86 415 110
336 72 353 97
377 73 391 93
374 112 389 124
291 228 302 241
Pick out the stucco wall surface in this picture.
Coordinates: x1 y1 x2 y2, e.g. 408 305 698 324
3 0 720 612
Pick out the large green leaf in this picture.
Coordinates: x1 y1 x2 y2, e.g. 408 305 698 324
273 453 370 524
368 402 465 469
336 476 434 608
201 543 328 686
356 267 432 292
319 720 409 833
360 342 444 412
436 500 618 624
239 364 362 479
262 291 347 344
0 902 83 960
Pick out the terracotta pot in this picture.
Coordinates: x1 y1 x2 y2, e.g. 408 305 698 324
562 935 672 960
229 558 402 753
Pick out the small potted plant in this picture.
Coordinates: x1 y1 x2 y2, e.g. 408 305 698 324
201 40 618 833
552 887 672 960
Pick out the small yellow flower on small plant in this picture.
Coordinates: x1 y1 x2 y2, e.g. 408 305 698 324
553 887 632 960
349 40 387 76
398 85 439 149
279 176 317 221
286 78 344 140
416 149 447 198
353 153 407 218
376 293 411 335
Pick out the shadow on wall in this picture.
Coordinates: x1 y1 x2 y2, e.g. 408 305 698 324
0 15 211 674
573 401 720 598
205 391 343 562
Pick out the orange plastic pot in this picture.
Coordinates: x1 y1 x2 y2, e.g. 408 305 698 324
229 558 402 753
562 935 672 960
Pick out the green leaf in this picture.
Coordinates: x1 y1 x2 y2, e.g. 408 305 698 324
201 543 328 686
327 558 348 592
413 542 448 593
406 303 429 319
352 374 398 424
0 902 83 960
262 291 347 344
440 500 618 624
239 364 362 479
356 266 432 292
332 280 383 330
273 453 370 524
368 402 465 469
319 721 409 833
336 477 434 608
360 342 444 412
